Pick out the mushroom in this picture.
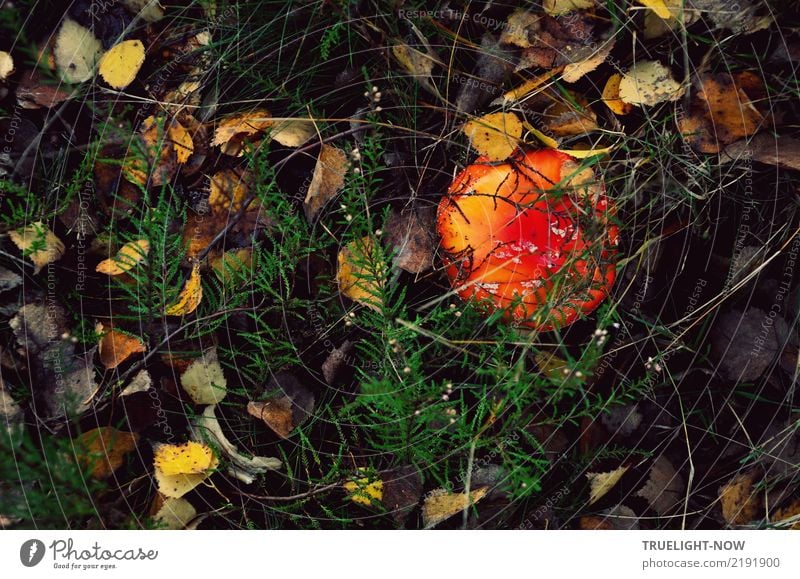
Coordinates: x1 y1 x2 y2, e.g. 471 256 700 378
437 148 619 331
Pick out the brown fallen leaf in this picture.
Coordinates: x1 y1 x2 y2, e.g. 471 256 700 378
16 70 72 109
579 504 639 530
383 207 436 274
719 469 763 525
392 42 439 95
247 372 314 438
635 455 685 515
678 72 768 153
304 144 349 222
543 0 595 15
75 427 140 479
422 486 489 529
771 499 800 529
721 134 800 171
382 465 423 524
97 325 146 369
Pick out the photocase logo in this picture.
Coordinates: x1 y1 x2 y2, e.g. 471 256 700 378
20 539 46 567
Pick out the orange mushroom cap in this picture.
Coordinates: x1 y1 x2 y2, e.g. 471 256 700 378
437 148 619 331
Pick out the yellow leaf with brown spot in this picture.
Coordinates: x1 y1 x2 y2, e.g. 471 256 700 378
76 427 139 479
96 239 149 275
422 487 489 529
9 222 65 274
150 496 197 529
165 263 202 316
98 39 145 90
98 325 146 369
153 441 218 498
54 18 102 84
337 236 384 312
463 112 522 161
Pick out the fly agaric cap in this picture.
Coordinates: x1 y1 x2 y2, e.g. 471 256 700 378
437 148 619 331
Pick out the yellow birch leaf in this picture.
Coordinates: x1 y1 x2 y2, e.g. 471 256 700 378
463 112 522 161
165 263 202 316
95 239 150 275
587 466 629 505
422 487 489 529
636 0 671 19
98 39 145 90
337 236 384 312
9 222 65 274
153 441 218 499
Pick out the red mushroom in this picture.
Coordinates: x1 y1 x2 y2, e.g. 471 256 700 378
437 148 619 331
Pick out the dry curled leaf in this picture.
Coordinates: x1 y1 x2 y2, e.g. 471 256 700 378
97 325 146 369
96 239 150 275
165 263 203 316
337 236 385 312
463 112 522 161
75 427 139 479
422 487 489 529
180 348 227 405
153 441 218 498
304 144 349 222
98 39 145 90
191 405 281 484
9 222 65 274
